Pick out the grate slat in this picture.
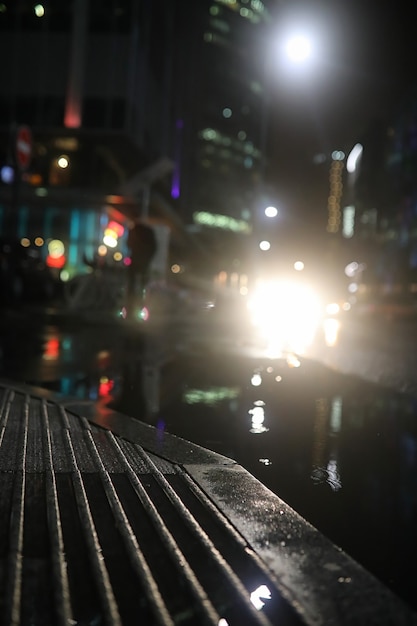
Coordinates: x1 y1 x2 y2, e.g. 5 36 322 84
58 406 123 626
4 393 28 626
105 430 225 624
41 399 74 626
106 430 273 626
79 417 176 626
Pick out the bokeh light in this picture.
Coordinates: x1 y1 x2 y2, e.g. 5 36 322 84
265 205 278 218
259 240 271 251
284 33 312 63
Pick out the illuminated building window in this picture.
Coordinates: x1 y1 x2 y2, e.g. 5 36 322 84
200 128 260 162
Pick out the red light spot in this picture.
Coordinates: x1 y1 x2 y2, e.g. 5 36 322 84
107 221 124 237
44 337 60 360
98 377 114 397
46 254 66 268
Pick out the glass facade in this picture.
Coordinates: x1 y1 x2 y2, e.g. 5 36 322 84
0 0 274 281
176 0 271 224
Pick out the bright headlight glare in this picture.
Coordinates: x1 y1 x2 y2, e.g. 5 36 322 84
326 302 340 316
247 280 321 353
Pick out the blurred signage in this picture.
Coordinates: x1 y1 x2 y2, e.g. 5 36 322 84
193 211 252 233
15 125 33 171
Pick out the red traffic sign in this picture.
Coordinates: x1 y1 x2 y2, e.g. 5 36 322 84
15 125 32 170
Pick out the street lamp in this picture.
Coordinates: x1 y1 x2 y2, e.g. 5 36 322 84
283 34 313 64
265 205 278 218
253 23 316 279
259 23 315 179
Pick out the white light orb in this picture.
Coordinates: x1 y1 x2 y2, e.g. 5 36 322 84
265 206 278 218
284 34 312 64
259 240 271 251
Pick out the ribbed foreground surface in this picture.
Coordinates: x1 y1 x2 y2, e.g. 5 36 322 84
0 384 304 626
1 380 416 626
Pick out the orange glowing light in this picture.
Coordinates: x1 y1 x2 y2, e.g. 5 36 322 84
107 221 124 237
43 337 60 360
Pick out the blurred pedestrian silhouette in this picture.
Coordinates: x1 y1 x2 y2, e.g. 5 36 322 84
126 219 157 312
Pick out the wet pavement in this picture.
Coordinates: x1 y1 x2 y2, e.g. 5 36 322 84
1 304 417 614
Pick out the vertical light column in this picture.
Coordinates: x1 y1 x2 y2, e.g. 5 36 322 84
64 0 89 128
327 152 345 233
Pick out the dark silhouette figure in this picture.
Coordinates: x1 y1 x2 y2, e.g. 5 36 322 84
126 220 157 311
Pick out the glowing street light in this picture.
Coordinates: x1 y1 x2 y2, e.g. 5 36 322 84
260 23 316 179
265 205 278 218
273 23 320 80
284 33 312 64
57 155 69 169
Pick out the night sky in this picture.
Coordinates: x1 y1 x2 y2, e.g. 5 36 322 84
266 0 416 226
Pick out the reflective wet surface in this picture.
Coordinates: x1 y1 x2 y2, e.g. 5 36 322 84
1 306 417 613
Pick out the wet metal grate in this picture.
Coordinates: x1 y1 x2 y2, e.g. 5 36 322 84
0 385 304 626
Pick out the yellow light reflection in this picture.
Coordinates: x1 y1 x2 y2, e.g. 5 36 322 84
249 401 269 434
323 318 340 347
251 372 262 386
286 353 301 368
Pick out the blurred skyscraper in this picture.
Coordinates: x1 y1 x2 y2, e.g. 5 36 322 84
0 0 274 280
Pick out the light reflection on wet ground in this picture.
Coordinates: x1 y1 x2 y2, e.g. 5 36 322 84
1 309 417 612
